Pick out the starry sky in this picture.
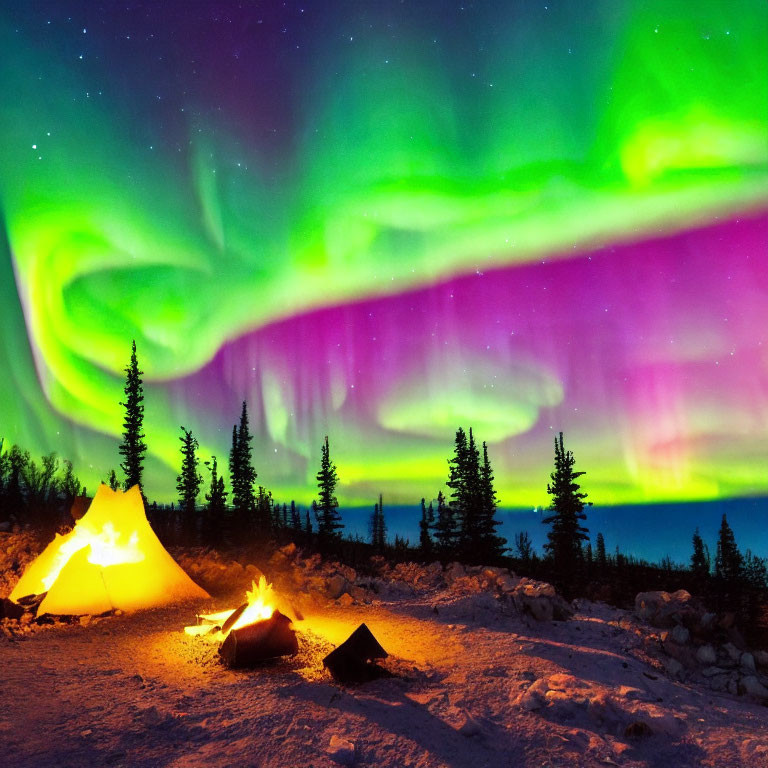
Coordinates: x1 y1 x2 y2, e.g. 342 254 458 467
1 0 767 508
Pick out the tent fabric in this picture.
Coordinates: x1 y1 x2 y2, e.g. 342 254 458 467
10 484 209 614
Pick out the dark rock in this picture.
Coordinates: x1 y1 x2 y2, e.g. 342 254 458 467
635 590 704 629
323 623 389 683
662 639 697 669
696 645 717 665
326 575 349 600
511 579 574 622
624 721 653 739
0 597 24 621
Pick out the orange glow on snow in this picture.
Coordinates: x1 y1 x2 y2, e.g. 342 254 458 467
10 484 209 615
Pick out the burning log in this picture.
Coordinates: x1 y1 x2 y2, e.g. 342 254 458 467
323 623 389 683
219 610 298 667
220 602 249 636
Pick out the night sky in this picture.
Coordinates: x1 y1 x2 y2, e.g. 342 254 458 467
1 1 767 507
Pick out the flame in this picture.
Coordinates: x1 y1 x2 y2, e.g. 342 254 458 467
40 522 144 591
185 576 276 639
236 576 276 627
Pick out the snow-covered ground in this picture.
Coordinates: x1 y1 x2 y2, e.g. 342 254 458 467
2 539 767 767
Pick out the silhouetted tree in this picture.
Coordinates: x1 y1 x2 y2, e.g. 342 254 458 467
228 424 238 485
478 441 506 562
743 550 768 589
255 485 273 532
419 497 434 559
107 469 120 491
305 508 313 536
690 528 710 583
1 445 27 523
370 501 381 550
176 427 202 541
59 459 81 514
595 532 607 572
118 340 147 494
375 493 386 551
542 432 590 591
714 514 743 588
393 534 410 559
290 500 300 530
447 427 484 557
23 453 59 530
315 436 342 546
229 402 257 534
203 455 227 544
432 490 456 559
514 530 533 568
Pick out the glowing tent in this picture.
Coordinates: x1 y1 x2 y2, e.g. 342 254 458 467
10 484 209 615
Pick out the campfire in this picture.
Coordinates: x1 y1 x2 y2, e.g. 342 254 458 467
185 576 279 641
185 576 299 666
9 484 209 615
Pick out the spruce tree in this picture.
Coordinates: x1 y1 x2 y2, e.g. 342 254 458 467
376 493 386 551
462 428 482 552
304 508 312 536
176 427 202 542
370 502 380 550
255 485 273 532
229 402 257 533
742 549 768 625
714 514 743 584
107 469 120 491
419 497 434 559
446 427 484 556
446 427 470 544
595 532 607 571
3 446 27 523
514 530 533 567
290 500 300 530
743 550 768 589
478 441 506 562
118 340 147 494
433 490 456 559
542 432 590 589
690 528 710 582
60 460 81 510
228 424 238 486
204 455 227 544
315 436 343 545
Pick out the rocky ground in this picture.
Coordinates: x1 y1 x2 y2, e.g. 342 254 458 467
1 534 767 767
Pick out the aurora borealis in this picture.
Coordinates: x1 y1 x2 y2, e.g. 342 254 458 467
1 1 767 507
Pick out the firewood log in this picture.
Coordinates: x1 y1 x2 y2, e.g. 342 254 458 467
219 610 298 667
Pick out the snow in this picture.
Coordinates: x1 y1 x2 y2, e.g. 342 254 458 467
2 538 768 767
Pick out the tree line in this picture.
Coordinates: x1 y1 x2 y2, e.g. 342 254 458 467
0 440 83 534
2 339 767 641
113 341 510 560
